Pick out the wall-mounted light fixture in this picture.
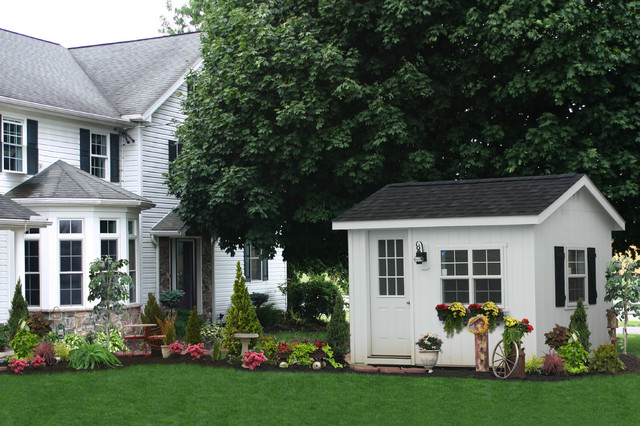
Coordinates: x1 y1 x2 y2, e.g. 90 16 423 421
414 241 427 264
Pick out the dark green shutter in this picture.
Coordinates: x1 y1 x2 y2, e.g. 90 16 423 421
554 246 566 307
168 140 177 162
244 246 251 282
587 247 597 305
26 119 38 174
79 129 90 172
110 133 119 182
262 259 268 281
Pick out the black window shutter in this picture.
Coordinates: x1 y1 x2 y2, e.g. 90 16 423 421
26 119 38 174
110 133 119 182
262 259 269 281
554 246 566 307
0 113 3 172
168 140 177 163
79 129 90 172
244 246 251 282
587 247 597 305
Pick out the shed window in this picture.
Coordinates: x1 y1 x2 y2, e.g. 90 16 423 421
441 248 502 304
567 249 586 303
377 239 404 296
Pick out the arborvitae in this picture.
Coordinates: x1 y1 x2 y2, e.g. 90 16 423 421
223 262 263 355
183 306 203 344
8 278 29 340
326 295 350 358
140 293 165 326
569 298 591 351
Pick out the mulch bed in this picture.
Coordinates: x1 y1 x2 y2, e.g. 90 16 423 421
2 351 639 380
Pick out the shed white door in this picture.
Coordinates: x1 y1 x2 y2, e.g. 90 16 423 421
370 234 411 357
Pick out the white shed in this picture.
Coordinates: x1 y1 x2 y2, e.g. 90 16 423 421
332 174 624 367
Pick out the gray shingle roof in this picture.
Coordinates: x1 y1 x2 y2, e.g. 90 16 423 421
70 32 202 116
5 160 154 207
0 29 201 118
333 174 585 222
151 210 186 235
0 194 39 220
0 30 120 117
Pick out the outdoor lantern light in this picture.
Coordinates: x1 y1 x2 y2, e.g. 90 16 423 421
414 241 427 264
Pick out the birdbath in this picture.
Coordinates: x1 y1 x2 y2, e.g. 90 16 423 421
234 333 259 368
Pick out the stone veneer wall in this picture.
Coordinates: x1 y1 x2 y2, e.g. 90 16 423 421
32 305 142 336
201 234 213 322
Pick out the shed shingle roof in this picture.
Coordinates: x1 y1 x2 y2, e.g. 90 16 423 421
5 160 153 207
333 174 585 222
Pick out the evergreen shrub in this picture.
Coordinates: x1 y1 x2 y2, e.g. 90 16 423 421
223 262 263 355
569 298 591 351
8 279 29 340
140 293 165 326
285 274 341 324
183 307 203 345
326 295 350 357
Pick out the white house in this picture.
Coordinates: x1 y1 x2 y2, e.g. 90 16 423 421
333 174 624 367
0 29 287 329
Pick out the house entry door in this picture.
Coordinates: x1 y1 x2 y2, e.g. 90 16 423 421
176 239 196 311
369 233 411 357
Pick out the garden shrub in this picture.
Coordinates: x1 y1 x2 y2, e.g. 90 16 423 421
557 333 589 374
223 262 263 355
525 354 544 374
285 274 341 324
9 325 40 359
159 289 185 314
590 344 626 373
69 342 121 370
201 322 224 343
33 341 56 365
0 323 9 350
255 304 284 328
96 326 125 352
54 341 72 361
259 336 278 360
175 308 205 339
27 312 52 338
544 324 572 350
569 298 591 351
326 295 350 357
183 306 203 345
250 293 270 309
542 352 565 375
8 279 29 340
140 293 164 327
62 333 85 350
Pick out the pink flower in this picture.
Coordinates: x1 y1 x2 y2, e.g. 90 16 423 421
242 350 268 370
9 358 29 374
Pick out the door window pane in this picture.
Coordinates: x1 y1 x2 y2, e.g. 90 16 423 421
377 239 404 296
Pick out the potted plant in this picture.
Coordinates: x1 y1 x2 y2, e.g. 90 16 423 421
468 301 503 332
415 333 443 373
501 317 533 378
157 314 176 359
435 302 468 337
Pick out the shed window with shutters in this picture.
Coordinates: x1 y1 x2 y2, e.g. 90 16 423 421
243 245 268 282
2 116 37 174
555 246 597 307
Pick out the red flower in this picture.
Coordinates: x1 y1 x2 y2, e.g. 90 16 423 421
527 325 534 332
522 318 529 324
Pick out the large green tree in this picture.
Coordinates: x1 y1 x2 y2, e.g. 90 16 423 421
167 0 640 270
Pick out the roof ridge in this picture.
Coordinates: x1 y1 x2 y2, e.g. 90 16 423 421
69 31 202 50
387 173 584 188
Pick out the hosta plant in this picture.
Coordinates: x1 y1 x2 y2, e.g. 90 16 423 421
69 342 121 370
556 333 589 374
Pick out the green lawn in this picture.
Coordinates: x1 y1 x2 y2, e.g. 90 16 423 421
1 364 638 425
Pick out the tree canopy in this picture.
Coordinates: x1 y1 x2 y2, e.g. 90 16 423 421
166 0 640 271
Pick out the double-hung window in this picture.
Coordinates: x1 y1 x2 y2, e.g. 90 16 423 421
91 133 108 178
59 219 83 305
2 117 24 172
243 245 268 282
100 219 118 261
441 248 503 304
128 220 137 303
25 228 40 306
567 249 586 303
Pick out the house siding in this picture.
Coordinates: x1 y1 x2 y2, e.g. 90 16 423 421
533 187 613 354
138 88 186 302
0 231 10 322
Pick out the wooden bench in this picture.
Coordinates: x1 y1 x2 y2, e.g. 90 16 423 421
123 324 165 356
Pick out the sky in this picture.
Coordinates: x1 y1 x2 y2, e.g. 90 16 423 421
0 0 190 47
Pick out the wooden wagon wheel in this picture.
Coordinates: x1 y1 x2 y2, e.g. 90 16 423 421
492 339 519 379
